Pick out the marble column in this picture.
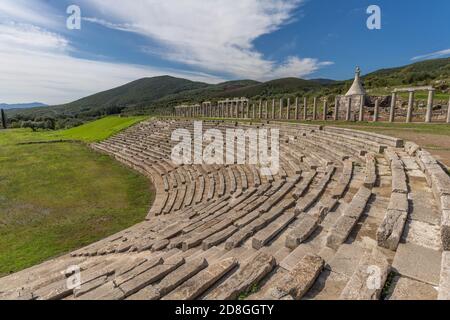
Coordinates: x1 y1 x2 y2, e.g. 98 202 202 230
272 99 275 119
447 97 450 124
287 98 291 120
389 92 397 123
346 97 352 121
238 101 242 118
358 95 364 122
295 97 299 120
425 89 434 123
312 97 317 120
406 91 414 123
373 99 379 122
259 100 262 119
279 98 283 119
265 101 268 119
323 99 328 121
334 97 339 121
303 97 307 120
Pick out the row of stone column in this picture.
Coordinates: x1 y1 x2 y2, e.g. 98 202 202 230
173 96 450 124
390 89 437 123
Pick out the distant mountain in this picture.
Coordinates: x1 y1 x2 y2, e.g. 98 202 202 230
0 102 47 110
310 78 338 85
6 76 210 119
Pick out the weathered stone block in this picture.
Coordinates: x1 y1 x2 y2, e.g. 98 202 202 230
204 252 276 300
326 216 357 250
388 192 409 213
442 210 450 251
285 215 318 250
267 254 324 300
438 251 450 300
162 258 238 300
340 248 390 300
377 209 407 251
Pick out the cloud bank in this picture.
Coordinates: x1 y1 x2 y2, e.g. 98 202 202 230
0 0 332 104
412 48 450 61
83 0 332 80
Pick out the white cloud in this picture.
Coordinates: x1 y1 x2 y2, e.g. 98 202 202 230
82 0 332 80
270 56 333 79
0 0 332 105
0 22 225 105
411 49 450 61
0 22 69 53
0 0 60 28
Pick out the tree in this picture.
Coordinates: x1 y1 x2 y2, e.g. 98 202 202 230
1 109 6 129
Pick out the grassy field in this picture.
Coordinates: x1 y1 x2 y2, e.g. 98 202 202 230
56 116 149 142
0 116 152 276
2 115 148 144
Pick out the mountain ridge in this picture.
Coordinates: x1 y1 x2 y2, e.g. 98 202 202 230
6 57 450 128
0 102 47 110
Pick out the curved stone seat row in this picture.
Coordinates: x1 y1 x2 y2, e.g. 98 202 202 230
0 120 448 300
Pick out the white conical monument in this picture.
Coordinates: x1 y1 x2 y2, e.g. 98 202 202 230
345 66 366 96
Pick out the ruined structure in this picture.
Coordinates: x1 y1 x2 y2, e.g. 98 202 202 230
1 119 449 300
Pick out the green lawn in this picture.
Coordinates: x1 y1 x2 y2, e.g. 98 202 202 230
56 116 149 142
0 116 152 276
1 115 149 144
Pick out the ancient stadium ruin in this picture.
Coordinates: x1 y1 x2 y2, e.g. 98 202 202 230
0 119 449 300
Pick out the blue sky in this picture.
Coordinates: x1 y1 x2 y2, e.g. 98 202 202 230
0 0 449 104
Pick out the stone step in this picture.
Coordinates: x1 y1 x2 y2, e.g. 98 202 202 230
377 191 409 250
162 257 238 300
261 254 324 300
293 171 317 199
119 256 185 298
340 248 390 300
438 251 450 300
202 225 239 250
204 252 276 300
252 212 296 249
325 187 372 250
285 215 319 250
154 258 208 297
363 153 377 188
295 168 335 214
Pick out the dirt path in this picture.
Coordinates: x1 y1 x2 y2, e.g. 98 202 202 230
336 126 450 168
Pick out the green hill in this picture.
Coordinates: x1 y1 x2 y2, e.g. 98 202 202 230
5 57 450 128
7 76 208 119
362 57 450 91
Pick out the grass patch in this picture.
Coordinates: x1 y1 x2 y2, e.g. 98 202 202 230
56 116 149 142
0 116 152 276
381 272 397 300
238 284 260 300
0 115 149 145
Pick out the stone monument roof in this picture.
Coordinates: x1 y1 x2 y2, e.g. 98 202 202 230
345 66 366 96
